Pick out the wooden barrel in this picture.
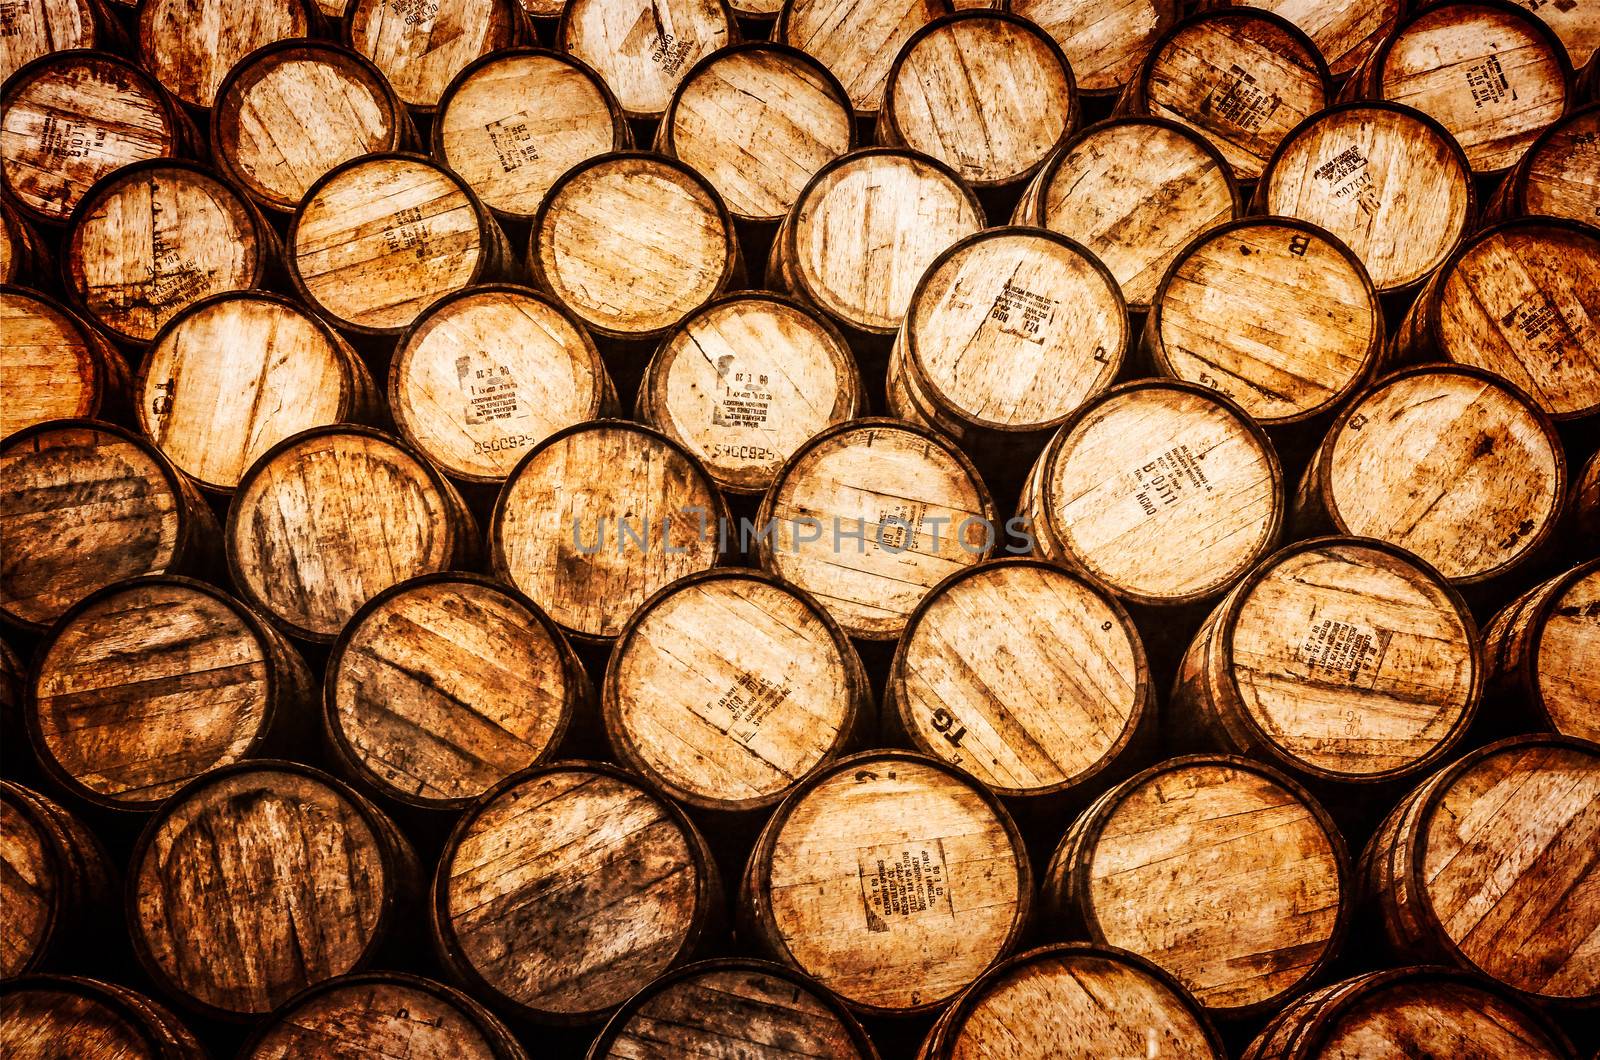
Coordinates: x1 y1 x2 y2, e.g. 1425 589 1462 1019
636 292 862 495
1292 365 1565 585
777 0 950 117
1041 754 1349 1016
558 0 735 122
0 1 122 83
325 573 590 809
879 12 1078 189
770 148 983 336
130 760 420 1019
1241 967 1576 1059
1343 0 1571 175
756 418 997 641
433 760 723 1024
288 153 515 337
728 0 778 18
434 49 628 224
1006 0 1179 97
1392 218 1600 421
740 750 1029 1016
888 227 1127 455
1019 380 1282 608
1142 217 1383 427
0 286 128 438
887 558 1151 799
0 419 219 633
0 977 203 1059
0 639 19 747
492 421 726 643
656 42 855 225
1116 10 1331 183
246 972 527 1059
1172 537 1480 785
1521 0 1598 70
0 201 49 284
137 0 313 110
227 425 479 642
588 958 876 1058
1 50 192 226
390 284 616 485
1012 117 1242 313
1575 449 1600 544
0 782 115 977
1482 560 1599 743
140 291 380 492
347 0 524 112
1361 734 1600 1005
918 943 1225 1059
1257 102 1476 295
212 40 415 214
603 568 872 813
63 158 278 345
1200 0 1402 79
28 575 314 810
1484 103 1600 226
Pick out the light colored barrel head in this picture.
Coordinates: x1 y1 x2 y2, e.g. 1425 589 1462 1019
1516 106 1600 225
0 289 122 437
561 0 732 120
1535 566 1600 742
780 0 949 115
1513 0 1598 68
1224 0 1402 77
247 975 513 1060
1009 0 1179 95
348 0 520 110
138 0 310 109
0 0 103 83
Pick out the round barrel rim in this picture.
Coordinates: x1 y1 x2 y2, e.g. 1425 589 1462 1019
886 554 1152 797
1506 558 1600 732
1143 214 1384 426
0 782 74 976
1307 361 1567 586
431 44 631 223
1492 100 1599 220
322 569 583 810
601 565 870 813
136 0 318 111
774 0 956 120
431 757 722 1025
0 283 122 426
554 0 738 122
0 973 192 1054
387 281 612 484
340 0 532 116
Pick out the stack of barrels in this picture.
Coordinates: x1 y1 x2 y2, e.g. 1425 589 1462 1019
2 0 1597 1057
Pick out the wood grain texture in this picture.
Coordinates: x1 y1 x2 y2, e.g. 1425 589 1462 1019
245 972 528 1059
880 12 1077 188
771 148 983 335
1361 735 1600 1004
757 418 997 641
391 284 616 483
1259 102 1475 294
140 292 379 492
30 576 313 808
227 425 479 642
131 761 418 1017
1143 217 1382 425
919 943 1224 1059
1482 560 1600 743
1485 103 1600 226
889 558 1150 797
658 42 855 223
604 568 871 812
1173 537 1479 784
637 292 862 495
0 420 218 632
0 202 50 284
741 750 1030 1016
587 958 876 1059
0 0 113 83
0 977 204 1059
291 154 511 336
433 761 722 1023
0 286 128 438
1293 365 1564 585
1 51 186 225
778 0 951 115
1346 0 1571 174
1203 0 1402 78
1007 0 1179 95
1241 967 1576 1059
1042 755 1349 1015
1118 10 1329 182
137 0 311 109
1394 218 1600 420
1020 379 1282 607
64 159 275 344
1576 450 1600 545
348 0 523 110
1012 117 1241 312
492 420 727 642
0 783 114 978
326 573 587 808
1513 0 1598 67
213 40 411 213
531 151 739 339
559 0 733 120
435 49 628 222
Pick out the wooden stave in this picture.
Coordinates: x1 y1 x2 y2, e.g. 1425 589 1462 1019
1 200 52 284
0 284 131 436
774 0 955 120
0 781 118 978
1482 102 1600 226
0 974 205 1059
1480 559 1600 740
343 0 530 114
554 0 738 123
